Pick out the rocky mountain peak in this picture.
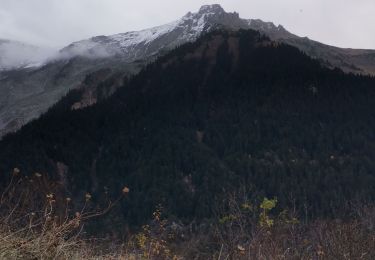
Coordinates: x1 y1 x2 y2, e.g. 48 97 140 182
185 4 243 31
198 4 225 14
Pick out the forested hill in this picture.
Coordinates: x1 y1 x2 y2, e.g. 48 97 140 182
1 30 375 225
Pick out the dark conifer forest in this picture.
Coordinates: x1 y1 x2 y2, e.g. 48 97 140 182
1 30 375 225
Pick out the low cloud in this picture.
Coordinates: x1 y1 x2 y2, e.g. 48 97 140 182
0 40 56 69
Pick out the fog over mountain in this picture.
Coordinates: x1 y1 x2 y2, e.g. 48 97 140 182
0 39 56 70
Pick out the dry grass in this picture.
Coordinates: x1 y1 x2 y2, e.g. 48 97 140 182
0 169 374 259
0 168 130 259
181 196 375 260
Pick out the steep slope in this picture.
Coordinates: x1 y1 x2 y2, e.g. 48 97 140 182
0 58 141 137
1 4 374 139
1 30 375 225
0 5 243 138
281 37 375 75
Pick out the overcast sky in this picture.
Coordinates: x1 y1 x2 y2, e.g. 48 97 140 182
0 0 374 49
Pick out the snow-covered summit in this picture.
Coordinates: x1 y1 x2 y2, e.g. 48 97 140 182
1 5 290 70
59 4 254 62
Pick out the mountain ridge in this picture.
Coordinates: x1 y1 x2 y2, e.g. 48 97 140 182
0 4 375 139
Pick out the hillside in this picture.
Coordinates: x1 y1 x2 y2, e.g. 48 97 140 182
1 4 375 139
1 29 375 227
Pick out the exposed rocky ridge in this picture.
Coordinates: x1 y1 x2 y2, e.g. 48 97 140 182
59 4 244 61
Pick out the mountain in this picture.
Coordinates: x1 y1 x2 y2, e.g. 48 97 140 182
62 4 375 76
1 4 374 138
59 5 247 61
1 29 375 226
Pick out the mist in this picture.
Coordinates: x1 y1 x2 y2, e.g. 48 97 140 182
0 40 57 70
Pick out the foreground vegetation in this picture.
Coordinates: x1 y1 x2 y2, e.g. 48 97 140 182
0 168 374 259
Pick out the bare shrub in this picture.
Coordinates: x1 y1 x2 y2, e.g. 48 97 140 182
0 168 127 259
